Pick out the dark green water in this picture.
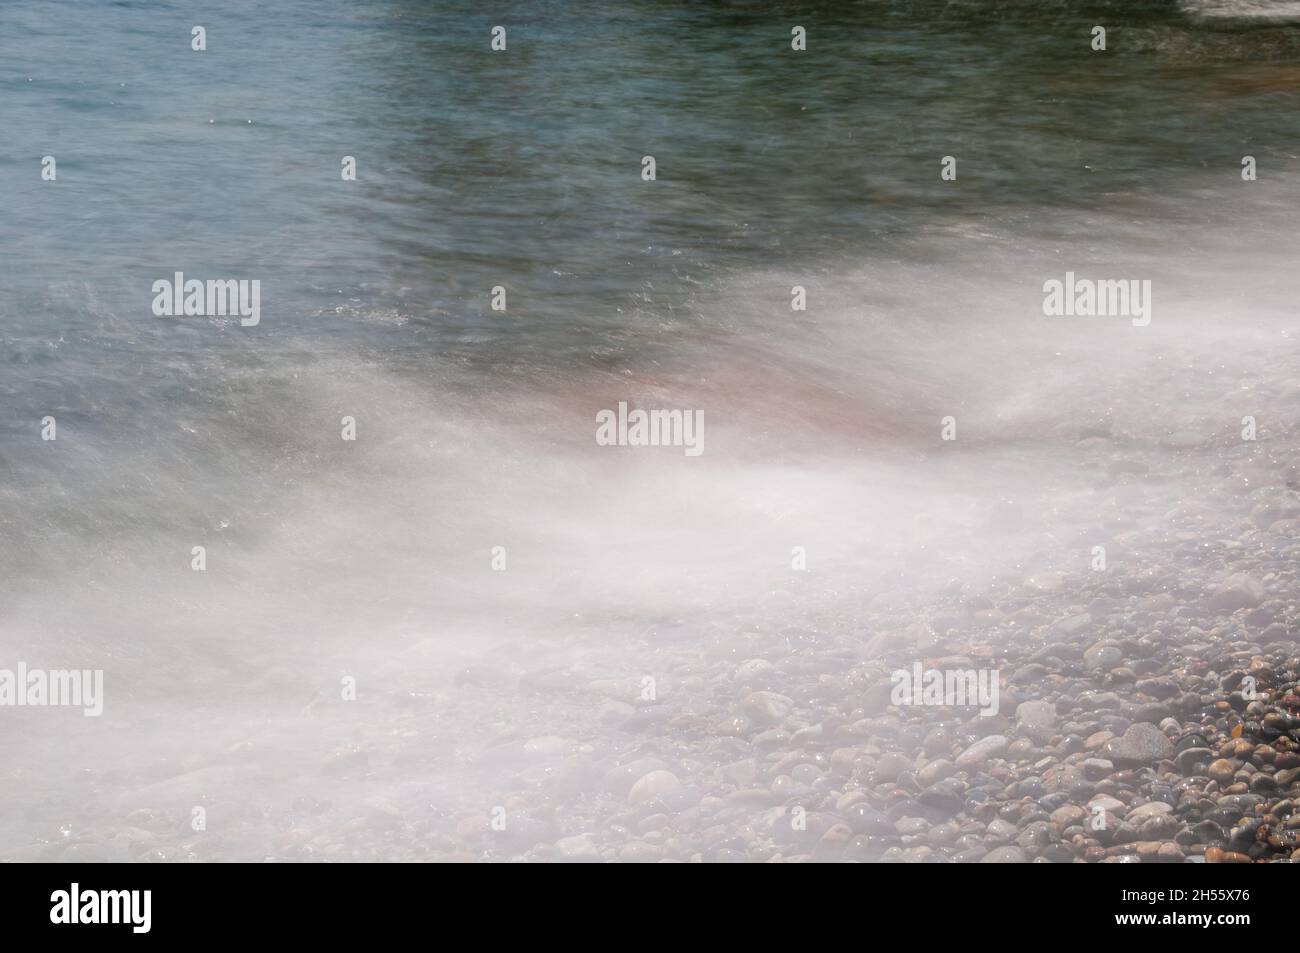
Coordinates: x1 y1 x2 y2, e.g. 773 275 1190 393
5 0 1300 347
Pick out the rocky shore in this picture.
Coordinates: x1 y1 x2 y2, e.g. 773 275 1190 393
452 584 1300 863
435 422 1299 862
414 420 1297 862
4 353 1295 865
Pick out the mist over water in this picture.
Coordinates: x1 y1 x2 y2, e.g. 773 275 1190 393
1 0 1297 860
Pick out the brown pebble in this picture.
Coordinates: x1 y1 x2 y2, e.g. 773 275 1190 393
1134 841 1162 862
1085 730 1115 751
1207 759 1237 785
1157 842 1185 863
1205 846 1250 864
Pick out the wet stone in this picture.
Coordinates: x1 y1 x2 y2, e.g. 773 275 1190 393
1102 723 1174 767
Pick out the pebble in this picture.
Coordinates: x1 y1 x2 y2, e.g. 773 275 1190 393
1015 701 1057 743
628 770 682 805
1102 723 1174 766
1084 642 1123 670
1208 574 1265 614
554 834 600 861
917 758 955 786
955 735 1010 767
743 692 794 726
1050 805 1087 829
1207 759 1237 785
981 846 1027 863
